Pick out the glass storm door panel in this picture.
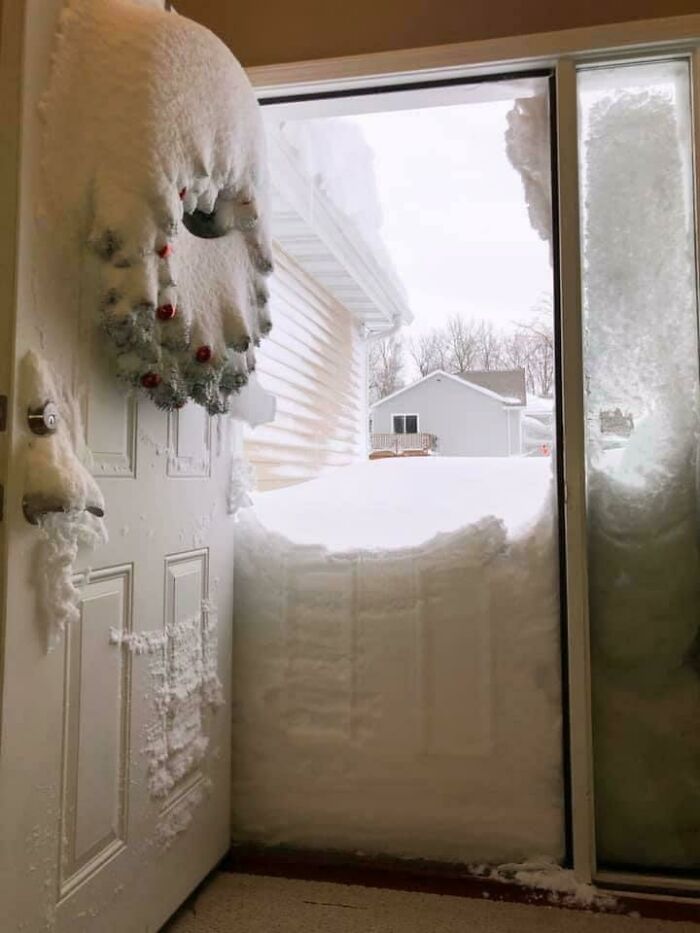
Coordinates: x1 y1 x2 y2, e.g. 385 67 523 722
579 59 700 874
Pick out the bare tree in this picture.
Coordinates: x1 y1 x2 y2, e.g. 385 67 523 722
513 294 555 397
517 315 555 397
475 320 503 371
409 330 449 377
374 298 555 399
445 315 480 372
410 315 480 376
368 335 405 402
500 329 530 375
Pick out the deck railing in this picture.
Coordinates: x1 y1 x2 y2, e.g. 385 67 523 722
370 432 437 455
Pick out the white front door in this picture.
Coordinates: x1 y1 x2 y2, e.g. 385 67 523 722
0 4 235 931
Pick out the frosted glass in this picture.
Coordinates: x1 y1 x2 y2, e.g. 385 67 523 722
579 60 700 873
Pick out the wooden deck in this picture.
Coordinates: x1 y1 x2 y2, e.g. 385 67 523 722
369 433 437 458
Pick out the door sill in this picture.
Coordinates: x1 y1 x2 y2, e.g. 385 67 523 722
224 844 700 923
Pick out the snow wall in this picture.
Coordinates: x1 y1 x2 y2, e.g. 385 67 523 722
581 63 700 871
231 474 564 864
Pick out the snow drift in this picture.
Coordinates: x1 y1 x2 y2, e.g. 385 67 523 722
232 457 564 863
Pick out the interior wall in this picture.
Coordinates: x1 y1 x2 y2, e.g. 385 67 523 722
176 0 700 67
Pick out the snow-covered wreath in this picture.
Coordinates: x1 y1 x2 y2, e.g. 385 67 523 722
43 0 273 414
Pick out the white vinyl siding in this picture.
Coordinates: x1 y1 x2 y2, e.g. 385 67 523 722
244 246 366 491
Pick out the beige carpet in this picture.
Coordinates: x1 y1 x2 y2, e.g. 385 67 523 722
163 873 699 933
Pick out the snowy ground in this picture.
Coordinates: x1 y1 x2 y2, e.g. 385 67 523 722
244 456 553 552
232 456 563 864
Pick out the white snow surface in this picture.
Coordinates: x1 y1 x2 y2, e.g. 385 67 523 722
232 456 564 863
525 394 555 413
244 456 552 552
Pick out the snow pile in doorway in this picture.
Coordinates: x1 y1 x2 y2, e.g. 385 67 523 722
245 457 552 551
232 456 564 863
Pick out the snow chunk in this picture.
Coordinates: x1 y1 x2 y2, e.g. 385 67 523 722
505 95 552 252
111 600 222 810
37 511 107 652
488 857 617 910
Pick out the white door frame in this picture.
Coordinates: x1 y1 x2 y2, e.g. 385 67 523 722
0 0 27 724
243 14 700 897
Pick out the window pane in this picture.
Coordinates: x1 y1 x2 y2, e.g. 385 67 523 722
393 415 405 433
579 59 700 873
405 415 418 433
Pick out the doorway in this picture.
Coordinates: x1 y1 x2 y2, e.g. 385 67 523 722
234 49 700 896
231 71 568 869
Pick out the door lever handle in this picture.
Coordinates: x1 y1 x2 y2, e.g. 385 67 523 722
22 495 105 526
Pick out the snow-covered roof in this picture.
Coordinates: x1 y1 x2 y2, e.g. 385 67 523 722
371 369 526 409
458 369 527 406
265 124 412 336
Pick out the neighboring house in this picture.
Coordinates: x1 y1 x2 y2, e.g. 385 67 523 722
243 122 412 490
370 369 526 457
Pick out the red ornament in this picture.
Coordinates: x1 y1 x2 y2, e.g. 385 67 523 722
141 372 161 389
157 243 173 259
195 345 212 363
156 303 177 321
179 187 187 199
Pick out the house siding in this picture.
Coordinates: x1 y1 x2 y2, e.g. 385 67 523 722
244 245 366 490
372 372 522 457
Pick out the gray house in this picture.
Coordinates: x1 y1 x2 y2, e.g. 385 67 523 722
370 369 526 457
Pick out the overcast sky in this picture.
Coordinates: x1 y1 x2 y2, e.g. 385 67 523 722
342 100 552 337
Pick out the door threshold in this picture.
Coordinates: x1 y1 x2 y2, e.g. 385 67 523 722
223 844 700 924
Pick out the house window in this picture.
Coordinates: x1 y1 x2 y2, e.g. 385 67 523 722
393 414 418 434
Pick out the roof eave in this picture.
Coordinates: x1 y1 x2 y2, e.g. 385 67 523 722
268 129 412 335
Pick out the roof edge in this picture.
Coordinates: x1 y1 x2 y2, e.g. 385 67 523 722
371 369 525 408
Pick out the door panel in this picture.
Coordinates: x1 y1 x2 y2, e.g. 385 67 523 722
84 361 138 479
167 407 212 479
0 2 236 930
60 568 132 900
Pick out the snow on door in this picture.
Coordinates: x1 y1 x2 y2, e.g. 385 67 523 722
0 4 235 930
